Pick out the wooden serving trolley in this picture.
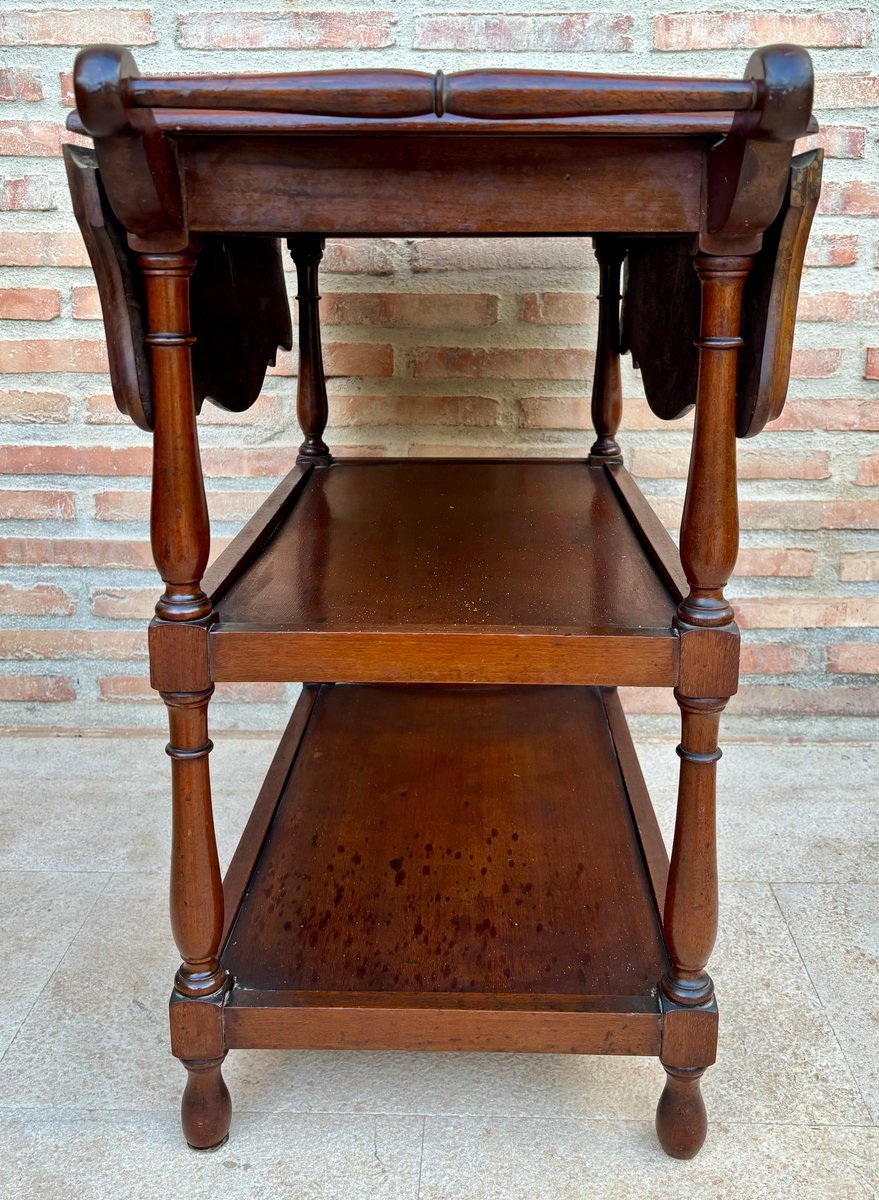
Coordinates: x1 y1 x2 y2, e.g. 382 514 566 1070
64 43 821 1159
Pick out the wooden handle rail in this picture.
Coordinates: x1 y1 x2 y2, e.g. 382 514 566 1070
127 69 758 121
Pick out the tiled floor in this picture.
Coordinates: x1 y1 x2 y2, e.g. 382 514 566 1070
0 734 876 1199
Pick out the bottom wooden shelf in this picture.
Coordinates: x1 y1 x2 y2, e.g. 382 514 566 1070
220 682 670 1055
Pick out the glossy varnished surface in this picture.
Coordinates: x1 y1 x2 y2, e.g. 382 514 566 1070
218 461 678 634
224 684 667 997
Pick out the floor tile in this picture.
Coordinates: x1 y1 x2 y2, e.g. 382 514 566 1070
0 871 108 1056
0 1109 423 1200
774 883 879 1122
0 737 275 874
417 1115 879 1200
639 742 879 883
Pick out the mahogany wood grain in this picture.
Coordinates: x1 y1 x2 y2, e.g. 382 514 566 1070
288 235 330 464
223 684 667 997
588 237 625 463
182 136 704 236
602 687 669 916
216 460 678 633
220 684 320 949
209 626 678 687
604 463 688 602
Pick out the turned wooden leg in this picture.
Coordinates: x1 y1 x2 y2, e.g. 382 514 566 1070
588 236 625 463
656 1066 708 1160
181 1056 232 1150
288 234 330 465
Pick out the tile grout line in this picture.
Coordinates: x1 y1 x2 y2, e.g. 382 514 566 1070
768 880 876 1124
0 870 114 1069
415 1115 426 1200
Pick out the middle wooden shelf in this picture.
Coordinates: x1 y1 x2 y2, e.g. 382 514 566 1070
204 458 686 687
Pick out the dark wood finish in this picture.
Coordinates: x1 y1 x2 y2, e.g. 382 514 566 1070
224 684 667 997
64 45 821 1161
288 236 330 463
588 237 625 463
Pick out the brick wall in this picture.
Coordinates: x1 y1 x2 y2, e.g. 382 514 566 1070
0 1 877 734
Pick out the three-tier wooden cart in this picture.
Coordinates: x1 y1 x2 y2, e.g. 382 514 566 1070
65 43 821 1159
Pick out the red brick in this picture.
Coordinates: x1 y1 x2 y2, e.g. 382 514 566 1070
654 10 871 50
0 445 150 476
0 339 108 374
0 10 155 46
330 394 499 428
0 120 65 156
866 348 879 379
0 631 148 660
519 293 593 325
0 389 68 423
0 675 76 702
0 583 75 616
796 291 853 322
520 396 591 431
0 232 88 268
70 285 100 320
0 537 154 569
797 124 866 159
0 489 75 520
322 240 396 275
90 588 154 620
0 66 43 102
413 347 595 381
738 499 879 530
200 448 300 477
178 11 394 49
839 551 879 581
827 643 879 674
789 348 841 378
804 233 857 267
739 642 810 675
819 181 879 217
736 597 879 629
318 293 498 328
814 72 879 109
0 177 55 211
735 549 816 578
631 447 830 481
771 398 879 432
413 237 591 272
856 454 879 485
413 14 633 52
58 70 74 107
0 288 60 321
269 343 393 379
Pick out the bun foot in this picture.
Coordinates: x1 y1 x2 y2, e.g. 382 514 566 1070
655 1066 708 1159
181 1057 232 1150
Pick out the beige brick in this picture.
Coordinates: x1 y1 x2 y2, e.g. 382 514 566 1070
839 551 879 581
735 549 816 578
0 119 65 156
0 631 148 660
736 597 879 629
789 348 841 379
0 489 75 520
819 181 879 217
654 10 871 50
0 338 108 374
178 11 394 50
319 293 498 328
413 238 592 272
0 389 68 423
804 233 857 267
0 176 55 211
631 448 830 481
0 10 155 46
856 454 879 485
330 394 499 428
827 642 879 674
414 13 633 52
772 398 878 432
0 583 75 616
520 396 591 431
98 674 286 702
0 288 60 320
798 124 866 159
0 537 154 569
738 499 879 530
413 347 595 381
796 291 853 322
739 642 810 675
814 72 879 109
90 588 154 620
0 232 89 268
866 348 879 379
0 445 150 476
0 674 75 702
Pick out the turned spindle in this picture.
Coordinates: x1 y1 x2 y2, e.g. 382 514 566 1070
589 237 625 463
289 234 330 464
